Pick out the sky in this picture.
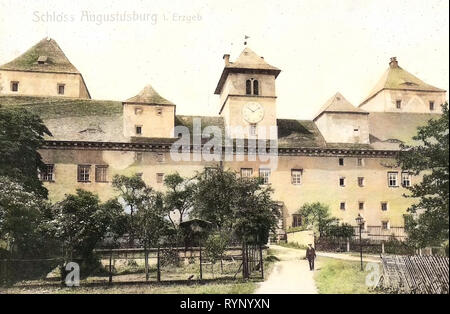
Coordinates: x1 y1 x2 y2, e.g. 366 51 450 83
0 0 448 119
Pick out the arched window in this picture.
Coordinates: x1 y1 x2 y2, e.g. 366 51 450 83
246 80 252 95
253 80 259 95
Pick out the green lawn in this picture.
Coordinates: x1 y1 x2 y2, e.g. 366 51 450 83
314 257 380 294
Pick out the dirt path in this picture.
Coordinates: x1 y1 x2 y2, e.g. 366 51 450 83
254 245 317 294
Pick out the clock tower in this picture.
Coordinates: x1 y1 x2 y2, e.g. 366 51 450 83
214 47 281 139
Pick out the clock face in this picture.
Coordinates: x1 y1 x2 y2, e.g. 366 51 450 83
243 102 264 123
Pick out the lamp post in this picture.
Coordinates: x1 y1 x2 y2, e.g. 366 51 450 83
355 214 365 271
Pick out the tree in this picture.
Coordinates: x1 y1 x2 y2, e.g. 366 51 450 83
0 108 52 198
398 103 449 248
193 166 280 244
163 173 195 229
232 177 280 245
53 189 125 275
0 176 59 284
112 174 152 244
297 202 338 237
0 176 56 258
192 166 239 231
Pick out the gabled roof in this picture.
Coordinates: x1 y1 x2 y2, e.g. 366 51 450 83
313 92 368 121
124 85 174 105
360 57 446 106
214 47 281 94
0 38 80 74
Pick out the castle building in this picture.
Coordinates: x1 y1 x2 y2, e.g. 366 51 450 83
0 38 446 239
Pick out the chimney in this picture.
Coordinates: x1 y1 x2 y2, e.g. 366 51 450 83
389 57 398 68
223 54 230 66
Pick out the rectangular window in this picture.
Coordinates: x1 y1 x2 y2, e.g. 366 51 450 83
135 125 142 135
381 202 388 211
240 168 253 178
156 173 164 183
359 201 365 210
338 158 344 166
396 100 402 109
429 101 435 111
292 214 302 227
11 81 19 92
357 158 364 166
388 172 398 187
291 169 303 185
95 165 108 182
382 221 390 230
156 153 164 163
402 172 412 187
259 168 271 184
40 164 54 182
250 124 257 136
77 165 91 182
135 152 143 162
358 177 365 187
57 84 65 95
340 202 346 211
339 177 346 187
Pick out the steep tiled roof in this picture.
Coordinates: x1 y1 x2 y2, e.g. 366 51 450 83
125 85 174 105
215 47 281 94
0 38 80 74
1 95 434 150
360 57 446 106
313 92 367 120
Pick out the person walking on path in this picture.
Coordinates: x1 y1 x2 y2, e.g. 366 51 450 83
306 244 316 271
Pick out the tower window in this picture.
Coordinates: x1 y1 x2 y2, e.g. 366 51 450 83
396 100 402 109
338 158 344 166
381 202 388 211
135 107 143 115
357 158 364 166
340 202 346 210
429 101 435 111
253 80 259 95
135 125 142 135
250 123 257 136
156 108 163 116
358 177 365 187
382 221 390 230
339 177 346 187
57 84 65 95
11 81 19 92
246 80 252 95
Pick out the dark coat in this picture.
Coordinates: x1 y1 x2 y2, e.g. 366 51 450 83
306 247 316 260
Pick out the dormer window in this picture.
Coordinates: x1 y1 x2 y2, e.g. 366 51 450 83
57 84 65 95
37 56 48 64
396 100 402 109
11 81 19 92
246 78 260 96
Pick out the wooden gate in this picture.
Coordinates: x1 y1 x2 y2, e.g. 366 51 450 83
242 242 264 279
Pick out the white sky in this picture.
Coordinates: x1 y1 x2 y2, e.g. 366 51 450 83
0 0 448 119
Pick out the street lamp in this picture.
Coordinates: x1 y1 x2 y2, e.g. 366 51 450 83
355 214 365 271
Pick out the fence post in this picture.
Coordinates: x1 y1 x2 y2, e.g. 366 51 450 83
347 239 350 252
157 246 161 282
381 242 385 254
144 246 149 282
109 249 113 284
199 243 203 281
259 245 264 279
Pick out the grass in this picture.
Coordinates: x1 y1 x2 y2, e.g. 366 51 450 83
277 242 308 250
1 251 278 294
1 279 257 294
314 257 379 294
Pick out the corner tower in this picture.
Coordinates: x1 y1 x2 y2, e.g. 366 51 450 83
214 47 281 139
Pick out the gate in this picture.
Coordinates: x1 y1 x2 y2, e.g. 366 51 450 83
242 242 264 279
